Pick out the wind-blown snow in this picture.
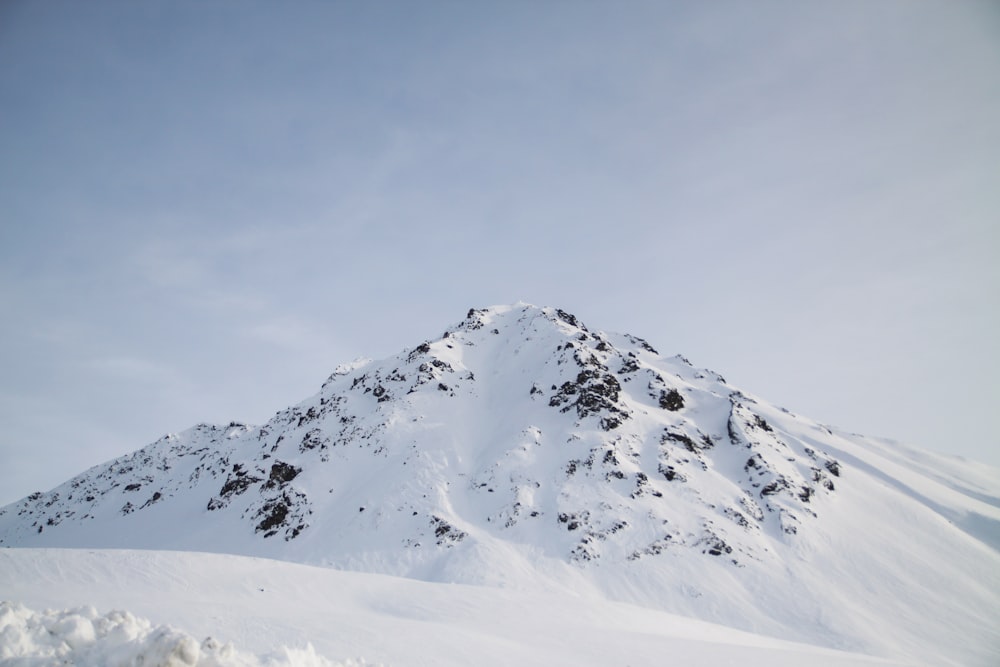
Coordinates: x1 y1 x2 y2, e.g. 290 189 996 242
0 601 363 667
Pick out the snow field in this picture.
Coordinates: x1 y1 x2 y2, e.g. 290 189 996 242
0 548 908 667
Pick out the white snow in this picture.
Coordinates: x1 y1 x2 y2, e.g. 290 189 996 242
0 548 903 667
0 600 366 667
1 305 997 666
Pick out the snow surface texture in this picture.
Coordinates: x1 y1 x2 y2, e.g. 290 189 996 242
0 601 366 667
0 549 902 667
1 305 998 665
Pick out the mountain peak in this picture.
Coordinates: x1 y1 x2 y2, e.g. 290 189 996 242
1 304 997 665
1 303 827 562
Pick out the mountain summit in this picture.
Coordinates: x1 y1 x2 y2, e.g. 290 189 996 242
2 304 998 665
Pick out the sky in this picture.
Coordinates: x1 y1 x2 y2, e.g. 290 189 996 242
1 0 998 506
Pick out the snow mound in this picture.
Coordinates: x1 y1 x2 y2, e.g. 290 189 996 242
0 601 376 667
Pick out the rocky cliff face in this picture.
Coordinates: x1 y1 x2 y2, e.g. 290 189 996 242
2 304 998 665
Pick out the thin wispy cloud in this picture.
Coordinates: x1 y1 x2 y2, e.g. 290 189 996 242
0 0 996 505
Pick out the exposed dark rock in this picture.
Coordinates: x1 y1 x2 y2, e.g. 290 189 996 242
631 472 649 498
430 515 467 545
296 407 319 427
430 359 452 371
761 477 790 497
706 540 732 556
629 534 674 560
555 309 582 329
658 463 685 482
267 461 300 487
625 335 658 354
549 369 629 428
599 416 623 431
662 430 699 453
218 471 261 499
254 488 309 540
407 342 432 362
558 512 585 531
659 389 685 411
256 501 288 535
619 357 640 374
464 308 486 330
300 429 327 453
725 507 751 528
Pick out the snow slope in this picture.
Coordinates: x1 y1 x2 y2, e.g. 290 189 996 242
1 305 998 665
0 548 902 667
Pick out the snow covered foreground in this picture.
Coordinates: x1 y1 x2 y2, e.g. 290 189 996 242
0 548 901 667
0 601 360 667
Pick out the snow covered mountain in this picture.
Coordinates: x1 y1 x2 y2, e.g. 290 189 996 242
2 304 998 665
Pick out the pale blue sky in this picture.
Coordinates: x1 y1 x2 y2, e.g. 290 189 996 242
1 0 998 504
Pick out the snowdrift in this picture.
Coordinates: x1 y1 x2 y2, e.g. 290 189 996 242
0 601 365 667
0 548 905 667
